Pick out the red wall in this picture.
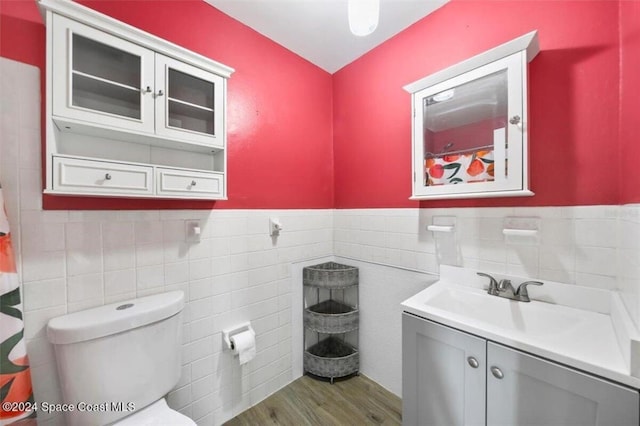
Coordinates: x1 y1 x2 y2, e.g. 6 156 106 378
333 0 622 208
619 0 640 204
0 0 334 209
1 0 636 209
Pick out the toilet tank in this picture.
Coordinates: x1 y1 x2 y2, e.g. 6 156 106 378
47 291 185 426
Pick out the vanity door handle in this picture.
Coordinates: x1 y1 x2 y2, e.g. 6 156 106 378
490 366 504 379
467 356 479 369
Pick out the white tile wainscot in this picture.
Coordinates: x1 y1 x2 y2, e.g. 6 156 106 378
16 209 334 425
334 206 638 316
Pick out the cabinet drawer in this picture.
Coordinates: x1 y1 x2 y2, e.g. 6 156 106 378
156 168 223 198
53 157 153 195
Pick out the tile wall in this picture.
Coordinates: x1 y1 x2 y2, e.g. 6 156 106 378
334 206 640 327
619 205 640 328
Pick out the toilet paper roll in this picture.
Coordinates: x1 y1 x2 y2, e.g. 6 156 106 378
230 329 256 365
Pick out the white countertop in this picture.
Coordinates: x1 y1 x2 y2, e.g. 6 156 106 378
401 265 640 389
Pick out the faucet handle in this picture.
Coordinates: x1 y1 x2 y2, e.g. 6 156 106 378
477 272 499 295
498 279 512 292
515 280 543 301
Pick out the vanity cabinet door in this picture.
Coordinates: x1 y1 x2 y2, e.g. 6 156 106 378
402 313 486 426
487 342 639 426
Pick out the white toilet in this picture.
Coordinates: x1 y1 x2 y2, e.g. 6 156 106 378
47 291 195 426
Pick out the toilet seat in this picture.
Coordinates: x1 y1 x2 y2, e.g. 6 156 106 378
113 398 196 425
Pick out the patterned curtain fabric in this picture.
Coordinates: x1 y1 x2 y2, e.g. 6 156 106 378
0 184 36 424
424 150 495 186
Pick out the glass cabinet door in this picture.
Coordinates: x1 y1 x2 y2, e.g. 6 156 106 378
155 55 225 147
410 51 531 199
52 14 155 133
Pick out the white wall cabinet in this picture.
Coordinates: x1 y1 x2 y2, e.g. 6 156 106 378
404 31 539 200
41 0 234 200
402 313 640 426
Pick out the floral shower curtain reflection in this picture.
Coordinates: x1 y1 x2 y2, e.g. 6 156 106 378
0 183 36 424
424 149 495 186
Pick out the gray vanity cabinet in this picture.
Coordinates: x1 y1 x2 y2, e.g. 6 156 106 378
402 313 640 426
487 342 639 426
402 313 486 426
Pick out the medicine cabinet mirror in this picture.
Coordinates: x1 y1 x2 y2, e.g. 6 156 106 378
404 31 539 200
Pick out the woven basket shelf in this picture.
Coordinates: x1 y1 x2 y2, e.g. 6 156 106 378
304 336 359 379
304 300 359 334
303 262 359 289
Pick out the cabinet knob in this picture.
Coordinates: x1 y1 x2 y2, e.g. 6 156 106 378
467 356 479 369
490 366 504 379
142 86 152 93
156 90 164 97
191 180 197 186
509 115 521 125
105 173 112 181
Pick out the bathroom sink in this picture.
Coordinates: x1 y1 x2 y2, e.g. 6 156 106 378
422 285 588 339
402 265 640 388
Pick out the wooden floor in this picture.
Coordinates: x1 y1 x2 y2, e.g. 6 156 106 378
224 374 402 426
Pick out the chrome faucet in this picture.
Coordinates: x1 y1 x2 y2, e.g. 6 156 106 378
515 280 544 302
477 272 499 295
498 279 517 299
477 272 543 302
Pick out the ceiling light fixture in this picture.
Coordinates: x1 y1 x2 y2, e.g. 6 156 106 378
348 0 380 37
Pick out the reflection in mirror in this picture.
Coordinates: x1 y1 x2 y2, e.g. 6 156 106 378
422 70 508 187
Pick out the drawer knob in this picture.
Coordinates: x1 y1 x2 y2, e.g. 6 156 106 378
105 173 112 181
467 356 479 369
191 180 197 186
490 366 504 380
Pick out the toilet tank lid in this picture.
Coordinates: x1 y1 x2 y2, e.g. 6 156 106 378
47 291 185 345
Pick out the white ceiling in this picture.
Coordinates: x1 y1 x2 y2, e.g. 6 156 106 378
204 0 449 74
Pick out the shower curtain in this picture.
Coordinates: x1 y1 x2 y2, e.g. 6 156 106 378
0 184 36 424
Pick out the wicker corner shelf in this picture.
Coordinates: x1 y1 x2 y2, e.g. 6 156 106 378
304 337 359 379
305 300 359 334
303 261 358 289
303 261 359 382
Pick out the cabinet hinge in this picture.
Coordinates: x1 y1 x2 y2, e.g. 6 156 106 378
413 171 416 182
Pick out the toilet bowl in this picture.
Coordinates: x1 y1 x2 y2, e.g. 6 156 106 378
114 399 195 425
47 291 192 426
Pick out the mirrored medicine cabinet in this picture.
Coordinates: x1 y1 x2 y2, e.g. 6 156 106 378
404 31 540 200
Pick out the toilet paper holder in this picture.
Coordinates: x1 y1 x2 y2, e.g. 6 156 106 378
222 322 254 351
